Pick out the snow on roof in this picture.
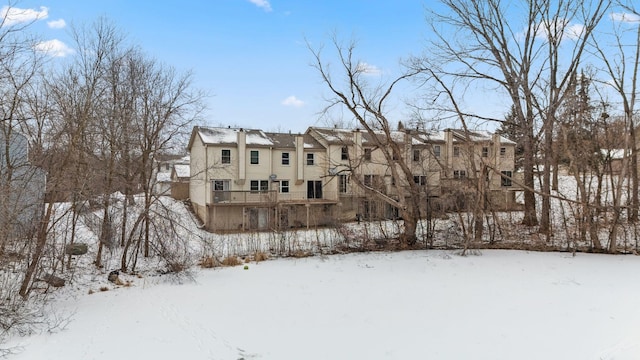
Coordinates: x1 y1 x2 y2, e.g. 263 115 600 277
156 172 171 183
198 127 274 146
412 130 446 144
174 164 190 178
450 129 516 145
601 149 625 159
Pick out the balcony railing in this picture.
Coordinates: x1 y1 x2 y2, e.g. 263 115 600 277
212 190 276 204
210 190 339 205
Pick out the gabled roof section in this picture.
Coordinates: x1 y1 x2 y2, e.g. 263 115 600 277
308 126 409 147
188 126 326 151
173 164 190 179
449 129 516 145
302 133 324 150
412 130 446 144
307 127 356 145
188 126 274 149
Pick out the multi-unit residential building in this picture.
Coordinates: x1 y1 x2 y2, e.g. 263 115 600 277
187 125 521 232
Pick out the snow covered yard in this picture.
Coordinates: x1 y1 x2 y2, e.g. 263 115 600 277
5 250 640 360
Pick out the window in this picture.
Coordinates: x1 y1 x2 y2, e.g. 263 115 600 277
392 150 399 161
433 145 441 158
222 149 231 164
250 180 269 192
501 171 512 187
364 148 372 161
413 149 420 162
482 147 489 158
281 152 290 165
453 146 460 157
213 180 229 191
413 175 427 186
341 146 349 160
306 153 315 165
364 174 373 187
339 174 349 193
280 180 290 193
165 163 171 170
453 170 466 179
500 147 506 156
250 150 259 164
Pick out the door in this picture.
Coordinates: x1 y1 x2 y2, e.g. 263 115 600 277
248 208 269 230
213 180 230 203
307 180 322 199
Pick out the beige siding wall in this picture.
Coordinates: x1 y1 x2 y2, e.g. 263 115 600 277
189 136 207 221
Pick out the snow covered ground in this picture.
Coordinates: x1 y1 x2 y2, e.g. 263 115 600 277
5 250 640 360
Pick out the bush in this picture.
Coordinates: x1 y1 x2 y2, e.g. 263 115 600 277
221 256 241 267
199 256 218 268
291 250 312 258
254 252 269 262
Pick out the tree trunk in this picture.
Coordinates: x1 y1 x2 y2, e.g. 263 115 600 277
19 203 52 299
522 127 538 226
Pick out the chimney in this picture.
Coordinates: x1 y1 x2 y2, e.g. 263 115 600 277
353 128 362 161
295 133 305 185
237 129 247 182
445 129 454 170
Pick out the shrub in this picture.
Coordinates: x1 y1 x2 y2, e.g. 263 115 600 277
291 250 312 258
254 252 269 262
199 256 218 268
221 256 241 267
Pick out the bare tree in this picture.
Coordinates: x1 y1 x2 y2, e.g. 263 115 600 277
308 36 424 247
120 49 205 270
417 0 609 234
590 0 640 237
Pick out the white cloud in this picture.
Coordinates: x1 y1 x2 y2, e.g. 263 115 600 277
249 0 272 12
35 39 74 57
47 18 66 29
282 95 304 107
0 6 48 27
356 62 382 76
533 19 585 41
610 12 640 23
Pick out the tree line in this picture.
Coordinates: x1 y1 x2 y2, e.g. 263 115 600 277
310 0 640 252
0 14 204 345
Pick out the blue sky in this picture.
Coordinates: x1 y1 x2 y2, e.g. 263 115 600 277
7 1 640 134
10 0 433 133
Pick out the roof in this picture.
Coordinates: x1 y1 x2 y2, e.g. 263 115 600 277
188 126 323 150
600 149 625 160
197 127 274 146
173 164 190 179
308 127 448 147
449 129 516 145
156 172 171 183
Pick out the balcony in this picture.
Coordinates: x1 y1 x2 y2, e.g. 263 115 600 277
210 190 339 205
211 190 276 205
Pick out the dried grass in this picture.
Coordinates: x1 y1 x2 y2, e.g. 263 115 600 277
254 252 269 262
221 256 242 267
199 256 218 268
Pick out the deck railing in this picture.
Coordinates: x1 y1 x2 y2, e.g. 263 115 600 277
210 190 339 204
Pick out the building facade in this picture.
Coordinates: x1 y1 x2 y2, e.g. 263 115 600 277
0 127 46 240
188 126 521 232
